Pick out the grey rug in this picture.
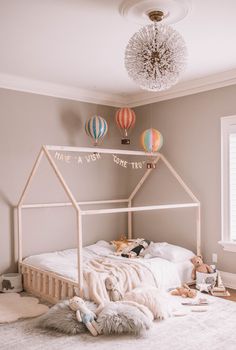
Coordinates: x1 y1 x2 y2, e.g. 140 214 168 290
0 295 236 350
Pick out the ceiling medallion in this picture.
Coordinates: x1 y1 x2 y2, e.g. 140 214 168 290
122 0 189 92
120 0 192 25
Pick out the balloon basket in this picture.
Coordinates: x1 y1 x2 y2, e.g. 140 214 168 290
121 138 130 145
147 162 156 169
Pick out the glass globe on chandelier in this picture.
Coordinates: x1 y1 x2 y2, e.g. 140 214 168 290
124 10 187 92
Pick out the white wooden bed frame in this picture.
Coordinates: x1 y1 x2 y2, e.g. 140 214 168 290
16 145 201 303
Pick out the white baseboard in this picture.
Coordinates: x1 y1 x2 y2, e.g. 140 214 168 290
219 271 236 289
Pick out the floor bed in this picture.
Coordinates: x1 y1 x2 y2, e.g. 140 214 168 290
21 241 194 304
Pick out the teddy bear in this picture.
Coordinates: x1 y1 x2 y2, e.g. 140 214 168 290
191 255 213 280
170 284 197 298
105 275 123 302
69 296 100 336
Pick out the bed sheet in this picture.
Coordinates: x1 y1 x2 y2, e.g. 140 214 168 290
23 241 192 293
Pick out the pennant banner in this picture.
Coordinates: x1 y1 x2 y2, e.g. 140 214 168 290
54 152 146 169
54 152 101 165
112 155 146 169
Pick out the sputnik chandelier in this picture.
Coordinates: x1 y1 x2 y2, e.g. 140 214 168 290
124 9 187 91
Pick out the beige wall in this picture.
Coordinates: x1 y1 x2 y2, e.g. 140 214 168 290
2 84 236 275
131 85 236 274
0 88 128 273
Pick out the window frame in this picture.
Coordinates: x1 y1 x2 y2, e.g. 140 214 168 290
220 115 236 252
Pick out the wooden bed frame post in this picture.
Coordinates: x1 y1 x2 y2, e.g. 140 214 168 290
43 146 83 296
17 148 44 271
197 205 201 256
128 200 132 239
129 155 161 202
17 206 22 270
17 146 83 297
128 155 160 241
77 211 83 296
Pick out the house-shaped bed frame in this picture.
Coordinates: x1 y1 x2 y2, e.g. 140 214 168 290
17 145 201 303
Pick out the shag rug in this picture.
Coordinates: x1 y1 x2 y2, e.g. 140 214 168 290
0 294 236 350
0 293 49 323
36 299 153 335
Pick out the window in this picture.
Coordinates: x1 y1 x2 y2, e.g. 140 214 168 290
220 116 236 252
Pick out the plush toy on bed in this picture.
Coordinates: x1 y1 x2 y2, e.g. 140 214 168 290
105 275 123 302
121 239 151 258
69 296 100 336
191 255 213 280
170 284 197 298
110 235 134 255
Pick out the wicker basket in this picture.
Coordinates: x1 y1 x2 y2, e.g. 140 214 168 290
1 273 23 293
196 271 218 291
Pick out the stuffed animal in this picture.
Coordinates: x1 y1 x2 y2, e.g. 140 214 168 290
170 284 197 298
191 255 213 280
110 235 133 255
69 296 100 336
110 235 139 255
105 275 123 301
121 239 151 258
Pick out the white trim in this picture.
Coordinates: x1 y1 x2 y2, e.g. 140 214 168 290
218 241 236 253
128 69 236 107
220 115 236 250
219 271 236 289
0 73 125 108
1 69 236 107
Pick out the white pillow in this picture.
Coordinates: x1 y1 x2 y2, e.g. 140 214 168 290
85 240 115 256
144 242 195 262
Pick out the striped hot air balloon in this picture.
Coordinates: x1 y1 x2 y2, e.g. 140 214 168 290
85 115 108 146
115 107 136 144
141 128 163 153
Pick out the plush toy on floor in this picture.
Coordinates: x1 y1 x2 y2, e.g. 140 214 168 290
69 296 100 336
191 255 213 280
105 275 123 302
170 284 197 298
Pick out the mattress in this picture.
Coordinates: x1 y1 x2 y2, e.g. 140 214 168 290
23 240 193 293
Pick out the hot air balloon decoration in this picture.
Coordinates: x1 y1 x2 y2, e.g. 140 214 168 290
85 115 108 146
141 128 163 169
115 107 136 144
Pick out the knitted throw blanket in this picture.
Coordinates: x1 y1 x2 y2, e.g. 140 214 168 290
82 257 158 305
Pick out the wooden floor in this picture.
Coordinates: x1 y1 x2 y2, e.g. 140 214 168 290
218 288 236 302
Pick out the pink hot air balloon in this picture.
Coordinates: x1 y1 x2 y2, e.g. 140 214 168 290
115 107 136 144
140 128 163 169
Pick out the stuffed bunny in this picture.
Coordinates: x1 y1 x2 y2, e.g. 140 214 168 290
69 296 100 336
105 275 123 302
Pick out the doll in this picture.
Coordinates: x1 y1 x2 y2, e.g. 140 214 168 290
121 239 151 258
69 296 100 336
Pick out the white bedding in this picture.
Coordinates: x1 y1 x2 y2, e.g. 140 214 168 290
23 240 193 294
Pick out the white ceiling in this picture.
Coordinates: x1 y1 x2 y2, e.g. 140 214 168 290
1 0 236 106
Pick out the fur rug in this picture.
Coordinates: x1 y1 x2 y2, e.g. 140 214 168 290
0 293 48 323
123 285 172 320
36 299 152 335
36 300 96 335
96 301 153 335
